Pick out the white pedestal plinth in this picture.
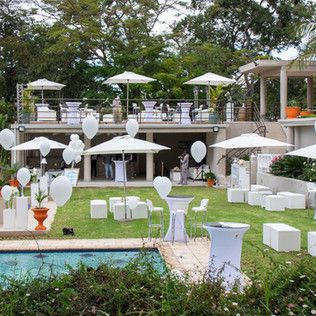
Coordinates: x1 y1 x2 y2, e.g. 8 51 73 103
3 209 16 230
113 161 127 182
203 222 250 288
15 196 29 229
39 176 48 203
31 183 39 207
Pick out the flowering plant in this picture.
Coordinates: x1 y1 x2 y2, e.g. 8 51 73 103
8 187 19 209
31 168 38 183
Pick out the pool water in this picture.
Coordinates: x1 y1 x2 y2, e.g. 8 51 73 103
0 249 165 279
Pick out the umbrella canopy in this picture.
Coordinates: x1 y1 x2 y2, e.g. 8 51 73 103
209 133 293 149
285 144 316 160
10 137 67 151
27 78 65 103
103 71 156 114
184 72 235 87
84 135 169 155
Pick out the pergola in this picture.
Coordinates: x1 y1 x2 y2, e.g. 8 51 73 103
239 60 316 119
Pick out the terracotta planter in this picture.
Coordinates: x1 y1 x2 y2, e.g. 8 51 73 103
32 207 49 231
300 110 313 116
285 107 301 119
207 179 215 187
9 179 19 188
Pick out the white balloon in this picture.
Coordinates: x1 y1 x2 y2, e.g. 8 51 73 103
70 134 79 141
154 176 172 199
17 168 31 187
153 176 162 189
50 176 73 206
128 196 139 210
126 119 139 138
69 140 77 149
75 155 81 164
62 147 75 165
191 141 207 163
0 129 14 150
40 141 51 157
82 116 98 140
1 185 12 201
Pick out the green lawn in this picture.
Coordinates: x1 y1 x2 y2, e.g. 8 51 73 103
42 187 316 274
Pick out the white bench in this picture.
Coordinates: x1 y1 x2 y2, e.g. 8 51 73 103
263 223 300 252
90 200 107 219
265 195 285 211
277 192 306 209
251 184 271 192
227 188 248 203
308 232 316 256
109 197 123 213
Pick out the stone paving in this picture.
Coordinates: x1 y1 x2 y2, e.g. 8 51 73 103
0 237 210 279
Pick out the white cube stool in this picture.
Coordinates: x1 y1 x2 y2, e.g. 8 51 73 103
113 202 131 220
251 184 271 192
131 202 148 219
227 188 248 203
263 223 300 252
265 195 285 211
308 232 316 256
248 191 263 206
277 192 306 209
109 197 122 213
90 200 107 219
259 191 274 207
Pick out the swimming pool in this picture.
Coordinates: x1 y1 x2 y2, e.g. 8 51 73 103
0 249 165 279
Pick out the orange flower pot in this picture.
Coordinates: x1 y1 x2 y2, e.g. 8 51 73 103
300 110 313 116
207 179 215 187
285 107 301 119
9 179 19 187
32 207 49 231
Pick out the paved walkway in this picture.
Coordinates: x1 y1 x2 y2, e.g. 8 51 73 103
0 238 210 279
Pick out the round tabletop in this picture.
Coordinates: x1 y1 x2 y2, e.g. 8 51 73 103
167 195 194 199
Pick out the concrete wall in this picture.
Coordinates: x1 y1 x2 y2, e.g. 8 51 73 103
292 125 316 149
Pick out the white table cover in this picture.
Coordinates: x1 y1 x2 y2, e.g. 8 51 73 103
203 222 250 288
66 102 81 125
113 160 128 182
178 102 192 125
164 195 194 242
142 101 156 122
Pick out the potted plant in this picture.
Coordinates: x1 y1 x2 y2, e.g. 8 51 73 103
299 108 313 116
21 89 35 123
4 163 22 187
31 189 49 231
209 86 222 123
285 100 301 119
205 171 216 187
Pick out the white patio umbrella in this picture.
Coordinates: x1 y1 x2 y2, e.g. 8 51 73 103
27 78 66 103
184 72 235 106
285 144 316 160
103 71 156 114
84 134 170 219
210 133 293 190
10 136 67 174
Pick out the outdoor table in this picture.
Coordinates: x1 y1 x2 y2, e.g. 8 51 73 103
164 195 194 242
177 102 192 125
203 222 250 288
66 102 81 125
113 160 128 182
142 101 156 122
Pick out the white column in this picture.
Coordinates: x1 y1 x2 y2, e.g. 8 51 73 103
280 66 288 119
260 76 267 117
84 135 91 182
146 133 154 181
307 77 314 109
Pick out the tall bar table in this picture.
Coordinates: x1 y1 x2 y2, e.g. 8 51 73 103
113 160 128 182
66 102 81 125
142 101 156 122
178 102 192 125
203 222 250 288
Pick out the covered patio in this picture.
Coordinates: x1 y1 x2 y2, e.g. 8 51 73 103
239 60 316 119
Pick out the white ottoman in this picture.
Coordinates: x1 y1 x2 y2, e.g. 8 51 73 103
263 223 300 252
90 200 107 219
113 202 131 220
308 232 316 256
251 184 271 192
265 195 285 211
259 191 274 207
248 191 263 206
227 188 248 203
131 202 148 219
277 192 306 209
109 197 122 213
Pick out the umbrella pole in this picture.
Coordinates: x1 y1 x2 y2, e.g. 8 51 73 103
122 151 127 219
41 89 44 103
249 149 252 191
127 81 129 119
40 153 43 177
